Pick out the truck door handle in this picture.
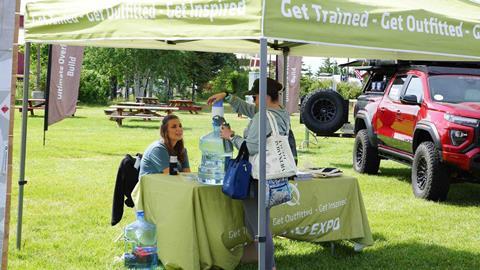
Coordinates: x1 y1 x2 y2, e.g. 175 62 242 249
395 110 402 120
380 107 386 112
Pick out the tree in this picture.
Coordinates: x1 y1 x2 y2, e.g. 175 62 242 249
316 57 338 76
80 48 239 103
185 52 238 100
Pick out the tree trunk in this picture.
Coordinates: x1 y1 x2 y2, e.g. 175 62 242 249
124 78 129 100
143 77 149 97
110 76 117 100
36 44 41 91
191 81 195 101
166 78 171 100
134 74 141 98
148 80 154 97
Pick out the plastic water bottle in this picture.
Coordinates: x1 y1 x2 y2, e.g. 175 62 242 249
198 100 233 185
169 156 178 175
124 211 159 269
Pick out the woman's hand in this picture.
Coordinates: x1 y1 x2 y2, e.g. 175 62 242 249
220 124 235 140
207 92 227 106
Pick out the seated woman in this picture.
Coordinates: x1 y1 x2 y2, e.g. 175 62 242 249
139 114 191 177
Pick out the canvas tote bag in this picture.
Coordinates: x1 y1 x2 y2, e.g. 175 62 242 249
250 111 297 180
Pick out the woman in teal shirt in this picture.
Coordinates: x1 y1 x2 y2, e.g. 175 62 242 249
139 114 190 177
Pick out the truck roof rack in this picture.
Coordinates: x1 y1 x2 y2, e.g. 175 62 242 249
341 59 480 67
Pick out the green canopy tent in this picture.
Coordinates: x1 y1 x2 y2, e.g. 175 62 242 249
19 0 480 269
24 0 480 60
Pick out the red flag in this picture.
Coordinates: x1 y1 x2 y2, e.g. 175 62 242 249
46 45 84 127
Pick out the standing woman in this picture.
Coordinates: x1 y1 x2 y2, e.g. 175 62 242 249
207 78 289 270
139 114 191 177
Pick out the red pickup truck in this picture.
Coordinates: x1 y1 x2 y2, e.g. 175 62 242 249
352 60 480 201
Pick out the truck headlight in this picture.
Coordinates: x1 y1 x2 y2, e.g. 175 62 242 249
450 130 469 146
444 114 480 127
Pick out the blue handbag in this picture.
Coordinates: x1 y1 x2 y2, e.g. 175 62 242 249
222 142 251 200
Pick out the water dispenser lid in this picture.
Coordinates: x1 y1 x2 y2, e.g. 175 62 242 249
212 99 224 117
212 99 223 107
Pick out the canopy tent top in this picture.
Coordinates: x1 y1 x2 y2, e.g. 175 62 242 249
24 0 480 61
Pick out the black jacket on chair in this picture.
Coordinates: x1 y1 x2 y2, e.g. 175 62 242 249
111 154 141 226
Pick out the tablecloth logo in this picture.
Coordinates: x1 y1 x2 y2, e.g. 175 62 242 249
286 182 300 206
292 217 341 236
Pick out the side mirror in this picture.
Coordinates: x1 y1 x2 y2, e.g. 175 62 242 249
400 94 420 105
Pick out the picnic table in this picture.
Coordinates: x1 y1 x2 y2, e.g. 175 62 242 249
136 97 164 105
104 103 178 126
15 98 46 116
168 99 202 114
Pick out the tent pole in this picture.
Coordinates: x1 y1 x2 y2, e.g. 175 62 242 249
258 38 267 270
282 51 288 106
17 42 30 250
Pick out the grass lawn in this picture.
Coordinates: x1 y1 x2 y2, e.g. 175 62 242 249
7 105 480 270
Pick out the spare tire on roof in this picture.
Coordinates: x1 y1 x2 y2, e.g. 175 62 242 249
300 89 347 135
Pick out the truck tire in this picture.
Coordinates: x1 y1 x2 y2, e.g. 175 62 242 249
300 89 346 135
353 129 380 174
411 141 449 201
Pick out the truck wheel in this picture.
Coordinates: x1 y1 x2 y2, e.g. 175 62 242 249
353 130 380 174
300 89 346 135
412 141 449 201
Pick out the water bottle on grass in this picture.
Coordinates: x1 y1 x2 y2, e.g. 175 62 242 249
124 211 159 269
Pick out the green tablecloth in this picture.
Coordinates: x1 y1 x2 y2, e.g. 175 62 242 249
132 174 373 270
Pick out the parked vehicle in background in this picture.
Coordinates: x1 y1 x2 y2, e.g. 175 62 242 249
351 60 480 201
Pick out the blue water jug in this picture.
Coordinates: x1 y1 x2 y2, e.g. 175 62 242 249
124 211 159 269
198 100 233 185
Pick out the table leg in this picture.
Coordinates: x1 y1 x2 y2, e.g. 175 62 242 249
116 108 123 127
27 101 34 116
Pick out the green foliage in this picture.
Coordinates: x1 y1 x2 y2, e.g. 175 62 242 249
205 68 249 99
78 69 110 104
337 81 363 100
18 45 240 103
82 48 238 101
316 57 338 75
15 81 24 102
300 63 362 100
300 76 333 97
28 44 49 93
